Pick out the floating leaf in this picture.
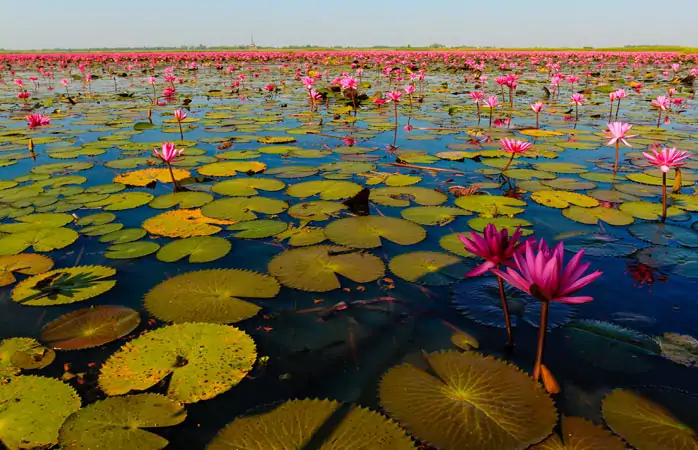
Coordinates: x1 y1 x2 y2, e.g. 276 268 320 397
59 394 186 450
105 241 160 260
200 195 289 221
143 209 233 238
379 351 557 450
389 251 468 285
87 192 155 211
211 178 285 196
468 216 534 236
81 223 124 237
0 254 54 287
257 136 296 144
451 331 479 350
371 186 447 207
286 180 363 201
401 206 471 226
156 236 231 263
603 389 698 450
265 165 318 178
629 223 698 247
113 168 191 186
636 246 698 277
0 337 55 376
562 206 634 226
563 233 637 257
0 227 79 255
533 162 588 174
531 190 599 209
144 269 279 324
12 265 117 306
455 195 526 216
268 245 385 292
76 212 116 226
227 220 288 238
99 323 256 403
207 399 415 450
439 233 476 258
619 201 689 221
288 201 347 221
325 216 426 248
531 416 627 450
149 192 214 209
197 161 266 177
627 172 693 187
99 228 147 244
0 376 81 450
40 306 140 350
658 333 698 367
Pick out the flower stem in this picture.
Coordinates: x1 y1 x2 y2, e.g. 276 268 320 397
661 172 667 223
496 269 514 348
614 141 620 173
502 153 515 172
657 110 662 128
535 112 539 129
533 300 549 381
167 162 179 191
177 121 183 140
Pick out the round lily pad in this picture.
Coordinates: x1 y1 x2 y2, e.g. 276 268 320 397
562 206 634 226
143 209 232 238
212 178 285 197
286 180 363 201
0 228 79 256
371 187 447 207
227 220 288 238
99 323 257 403
455 195 526 216
12 265 117 306
288 201 347 221
40 306 141 350
629 223 698 247
156 236 231 263
0 254 54 287
389 251 468 285
149 192 214 209
105 241 160 260
401 206 471 226
99 228 147 244
325 216 426 248
0 337 56 376
201 197 288 222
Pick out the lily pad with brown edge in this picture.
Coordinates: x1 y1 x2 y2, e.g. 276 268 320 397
0 337 56 376
156 236 231 263
455 195 526 216
325 216 426 249
99 323 256 403
216 150 261 160
113 168 191 186
451 330 479 350
85 192 155 211
629 223 698 247
144 269 279 324
286 180 363 201
379 350 557 450
636 246 698 277
206 399 416 450
105 241 161 260
531 190 599 209
0 375 81 450
562 206 634 226
530 415 627 450
453 277 575 330
40 305 140 351
211 178 285 197
227 220 288 239
265 165 319 179
59 394 186 450
370 186 447 207
201 197 289 222
268 245 385 292
0 227 79 256
519 129 565 137
12 265 117 306
619 201 690 221
389 251 469 285
99 228 147 244
0 254 54 287
288 201 347 221
439 233 476 258
148 192 214 209
658 333 698 368
257 136 296 144
400 206 472 226
197 161 266 177
602 388 698 450
143 209 233 238
564 320 660 373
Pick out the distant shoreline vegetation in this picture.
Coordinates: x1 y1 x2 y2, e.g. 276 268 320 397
1 45 698 54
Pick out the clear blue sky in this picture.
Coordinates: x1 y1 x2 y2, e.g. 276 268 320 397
1 0 696 50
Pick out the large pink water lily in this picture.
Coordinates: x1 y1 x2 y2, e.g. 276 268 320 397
153 142 183 163
457 224 527 277
643 147 689 173
604 122 636 147
492 239 602 304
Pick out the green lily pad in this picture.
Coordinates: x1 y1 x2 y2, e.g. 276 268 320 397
212 178 285 197
468 216 534 236
12 265 117 306
0 227 79 255
325 216 426 248
81 223 124 237
531 190 599 209
619 201 690 221
288 201 347 221
149 192 214 209
371 187 447 207
86 192 155 211
389 251 468 285
265 166 318 178
455 195 526 216
201 197 288 222
562 206 634 226
156 236 231 263
227 220 288 238
105 242 160 259
629 223 698 247
99 228 147 244
401 206 471 226
76 212 116 226
286 180 363 200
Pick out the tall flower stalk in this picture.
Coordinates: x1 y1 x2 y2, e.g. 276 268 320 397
643 147 689 222
483 95 499 128
470 91 485 124
458 224 528 348
603 122 636 173
153 142 184 191
530 101 544 128
173 109 187 140
493 240 602 382
386 90 402 129
651 95 669 127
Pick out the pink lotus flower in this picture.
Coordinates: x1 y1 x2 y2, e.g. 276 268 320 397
173 109 187 122
163 87 176 97
301 76 314 89
492 239 602 305
483 95 498 108
614 89 628 100
500 138 533 155
609 91 618 102
60 79 69 87
651 95 669 111
148 76 157 85
530 101 545 113
385 91 402 102
339 76 358 90
643 147 689 173
458 224 528 277
153 142 183 163
373 97 387 106
469 91 485 102
570 93 585 105
264 83 276 92
604 122 636 147
17 91 31 100
14 79 24 88
26 114 51 128
403 84 415 95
